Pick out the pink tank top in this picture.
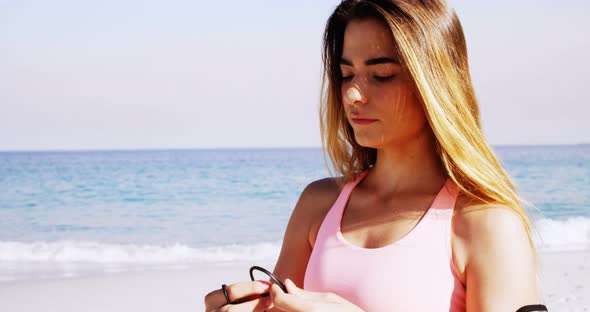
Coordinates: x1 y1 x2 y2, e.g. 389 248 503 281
303 171 466 312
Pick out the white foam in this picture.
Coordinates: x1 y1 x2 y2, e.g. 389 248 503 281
0 217 587 265
0 240 281 264
534 216 590 252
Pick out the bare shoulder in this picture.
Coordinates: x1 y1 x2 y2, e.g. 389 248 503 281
301 176 343 203
272 176 344 287
299 176 343 214
452 195 542 311
452 195 534 258
299 177 344 247
452 195 520 244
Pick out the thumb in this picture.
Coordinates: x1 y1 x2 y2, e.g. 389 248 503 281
269 283 310 312
284 279 324 301
284 279 337 301
284 278 302 295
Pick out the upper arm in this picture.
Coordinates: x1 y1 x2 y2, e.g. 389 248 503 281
272 178 338 288
462 207 543 312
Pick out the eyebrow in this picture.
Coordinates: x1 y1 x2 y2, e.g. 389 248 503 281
340 57 399 66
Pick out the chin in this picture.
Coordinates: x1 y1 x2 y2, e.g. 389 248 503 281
354 135 383 149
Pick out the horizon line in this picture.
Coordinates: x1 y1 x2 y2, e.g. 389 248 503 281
0 143 588 153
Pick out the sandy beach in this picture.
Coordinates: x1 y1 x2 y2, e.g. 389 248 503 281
538 251 589 311
0 252 587 312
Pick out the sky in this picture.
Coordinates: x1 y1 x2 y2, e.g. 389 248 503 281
0 0 588 151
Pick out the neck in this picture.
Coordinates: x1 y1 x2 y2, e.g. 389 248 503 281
364 129 447 195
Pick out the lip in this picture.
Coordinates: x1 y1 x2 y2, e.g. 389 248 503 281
351 118 378 125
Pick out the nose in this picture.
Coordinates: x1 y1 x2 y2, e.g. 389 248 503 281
344 84 368 106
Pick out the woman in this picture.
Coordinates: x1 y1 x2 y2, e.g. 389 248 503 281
205 0 546 311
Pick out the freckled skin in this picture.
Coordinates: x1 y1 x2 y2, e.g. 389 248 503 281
341 18 428 148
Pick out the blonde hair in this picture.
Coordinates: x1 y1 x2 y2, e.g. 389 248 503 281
319 0 543 281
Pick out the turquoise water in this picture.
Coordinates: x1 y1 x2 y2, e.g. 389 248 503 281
0 146 588 282
0 149 325 247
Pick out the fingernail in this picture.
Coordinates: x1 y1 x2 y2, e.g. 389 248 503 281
285 278 294 288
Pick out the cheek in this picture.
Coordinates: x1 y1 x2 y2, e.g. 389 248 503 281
381 85 426 127
380 85 412 117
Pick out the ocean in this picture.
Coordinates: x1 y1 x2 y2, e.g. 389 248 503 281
0 146 588 283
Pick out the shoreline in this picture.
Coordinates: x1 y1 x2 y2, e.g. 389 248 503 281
0 251 587 311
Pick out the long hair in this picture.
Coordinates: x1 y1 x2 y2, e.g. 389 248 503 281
319 0 542 273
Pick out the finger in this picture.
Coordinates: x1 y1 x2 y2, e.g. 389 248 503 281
217 296 272 312
231 280 272 301
282 279 326 301
284 278 302 295
205 288 228 310
205 280 271 309
269 283 284 303
270 284 311 312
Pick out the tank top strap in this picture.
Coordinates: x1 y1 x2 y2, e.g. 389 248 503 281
425 178 460 262
427 178 460 218
333 170 369 214
314 171 369 241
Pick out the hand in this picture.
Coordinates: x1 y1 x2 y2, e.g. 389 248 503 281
268 278 364 312
204 280 273 312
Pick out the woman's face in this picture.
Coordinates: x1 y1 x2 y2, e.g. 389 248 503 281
340 18 428 148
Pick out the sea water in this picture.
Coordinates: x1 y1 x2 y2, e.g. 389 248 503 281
0 146 588 283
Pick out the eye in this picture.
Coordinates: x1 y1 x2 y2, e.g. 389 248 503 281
374 75 395 82
341 75 353 82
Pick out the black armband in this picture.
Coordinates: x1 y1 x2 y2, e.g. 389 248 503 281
515 304 548 312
